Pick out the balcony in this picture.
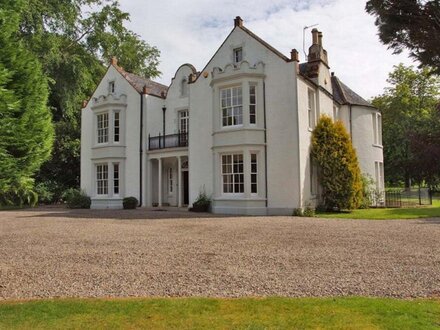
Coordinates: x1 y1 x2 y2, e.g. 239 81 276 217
148 132 188 150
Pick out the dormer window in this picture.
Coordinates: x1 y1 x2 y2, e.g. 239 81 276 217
233 47 243 64
109 81 115 94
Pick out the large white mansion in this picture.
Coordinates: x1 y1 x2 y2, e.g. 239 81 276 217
80 17 384 214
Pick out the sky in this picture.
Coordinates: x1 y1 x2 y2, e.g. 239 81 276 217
117 0 416 100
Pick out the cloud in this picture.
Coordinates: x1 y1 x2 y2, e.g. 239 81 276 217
118 0 416 99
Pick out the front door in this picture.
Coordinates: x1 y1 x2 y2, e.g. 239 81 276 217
183 171 189 205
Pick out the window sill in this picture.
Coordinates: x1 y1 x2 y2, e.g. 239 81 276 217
92 143 126 149
372 144 383 149
308 127 314 132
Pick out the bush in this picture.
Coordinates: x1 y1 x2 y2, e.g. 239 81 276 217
34 181 55 204
63 189 91 209
0 180 38 208
292 208 303 216
191 189 211 212
303 206 315 217
311 115 363 211
123 197 138 209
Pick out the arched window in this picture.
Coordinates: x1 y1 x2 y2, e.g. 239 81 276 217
181 78 188 96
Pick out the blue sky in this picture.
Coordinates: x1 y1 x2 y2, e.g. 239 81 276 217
118 0 415 99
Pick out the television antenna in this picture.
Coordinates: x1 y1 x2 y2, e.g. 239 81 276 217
303 24 319 59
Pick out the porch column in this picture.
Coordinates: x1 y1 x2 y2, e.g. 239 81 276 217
177 156 182 207
158 158 162 207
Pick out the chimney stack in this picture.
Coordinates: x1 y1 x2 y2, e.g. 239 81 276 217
290 49 299 62
234 16 243 28
110 56 118 66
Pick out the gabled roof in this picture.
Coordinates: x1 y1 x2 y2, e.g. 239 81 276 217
114 65 168 98
331 76 374 108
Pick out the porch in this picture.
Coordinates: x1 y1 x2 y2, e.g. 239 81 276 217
148 152 189 207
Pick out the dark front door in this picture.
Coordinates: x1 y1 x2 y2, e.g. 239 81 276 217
183 171 189 205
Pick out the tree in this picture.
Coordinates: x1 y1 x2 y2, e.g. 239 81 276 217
0 0 54 206
16 0 161 200
371 64 440 188
366 0 440 74
311 115 363 210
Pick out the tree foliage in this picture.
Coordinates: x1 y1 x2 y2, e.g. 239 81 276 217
366 0 440 74
15 0 161 201
371 64 440 188
0 0 54 206
311 116 363 210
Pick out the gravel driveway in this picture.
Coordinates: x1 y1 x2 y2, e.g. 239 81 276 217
1 207 439 300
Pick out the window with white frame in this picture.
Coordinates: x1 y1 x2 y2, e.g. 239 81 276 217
113 163 119 195
168 168 173 193
233 47 243 64
375 161 384 190
109 81 115 94
249 85 256 125
250 153 258 194
97 113 109 144
221 154 244 194
372 113 382 145
179 110 189 133
114 111 120 142
96 164 108 195
221 86 243 127
308 89 316 129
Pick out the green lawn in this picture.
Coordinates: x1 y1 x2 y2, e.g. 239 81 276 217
317 199 440 220
0 297 439 329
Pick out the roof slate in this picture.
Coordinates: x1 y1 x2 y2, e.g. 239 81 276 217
331 76 373 107
115 66 168 98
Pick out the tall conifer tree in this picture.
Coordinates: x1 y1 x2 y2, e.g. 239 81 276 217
0 0 54 206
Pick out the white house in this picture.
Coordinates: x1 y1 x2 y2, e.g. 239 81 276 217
80 17 384 214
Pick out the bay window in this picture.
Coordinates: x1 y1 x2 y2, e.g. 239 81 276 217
113 163 119 195
250 153 258 194
222 154 244 193
96 164 108 195
221 86 243 127
97 113 109 143
249 85 256 124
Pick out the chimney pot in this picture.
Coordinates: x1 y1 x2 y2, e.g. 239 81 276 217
311 28 319 45
110 56 118 66
82 100 88 108
318 31 323 46
142 85 148 95
234 16 243 27
290 49 299 62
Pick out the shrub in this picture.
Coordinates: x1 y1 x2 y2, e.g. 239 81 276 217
63 189 91 209
0 179 38 208
123 197 138 209
311 115 363 211
191 189 211 212
359 174 375 209
303 205 315 217
292 208 303 216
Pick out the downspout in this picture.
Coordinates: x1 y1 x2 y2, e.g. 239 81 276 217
139 88 145 207
349 104 353 142
263 81 268 208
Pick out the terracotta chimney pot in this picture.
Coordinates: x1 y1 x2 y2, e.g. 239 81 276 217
110 56 118 66
311 28 319 45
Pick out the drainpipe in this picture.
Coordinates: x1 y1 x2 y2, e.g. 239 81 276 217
162 105 166 147
139 87 146 207
349 104 353 142
263 81 268 208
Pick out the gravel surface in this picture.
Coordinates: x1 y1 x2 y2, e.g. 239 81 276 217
1 207 439 300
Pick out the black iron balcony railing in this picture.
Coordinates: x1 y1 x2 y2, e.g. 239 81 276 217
148 131 188 150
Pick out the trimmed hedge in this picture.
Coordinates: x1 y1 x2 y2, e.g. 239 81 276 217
63 189 91 209
123 197 138 209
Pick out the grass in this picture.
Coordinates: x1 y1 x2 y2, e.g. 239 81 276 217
317 199 440 220
0 297 439 329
